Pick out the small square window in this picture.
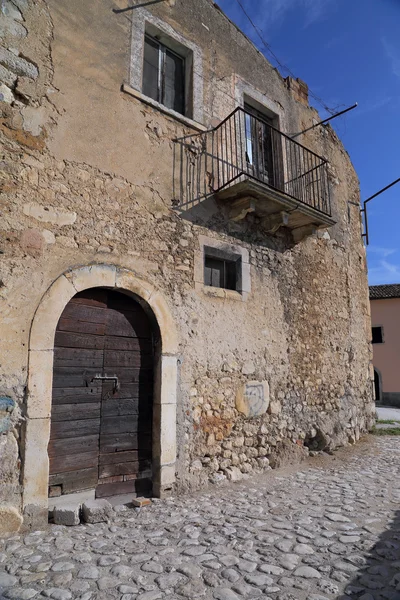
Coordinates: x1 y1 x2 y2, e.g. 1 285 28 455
143 34 185 115
204 249 241 291
372 326 384 344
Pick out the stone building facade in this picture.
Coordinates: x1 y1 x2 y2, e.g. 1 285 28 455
0 0 375 533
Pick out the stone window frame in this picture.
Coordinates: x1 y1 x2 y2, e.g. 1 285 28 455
126 8 204 130
235 78 287 133
235 79 291 186
194 235 251 302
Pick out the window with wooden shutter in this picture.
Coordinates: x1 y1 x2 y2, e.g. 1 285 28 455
143 34 185 115
204 252 240 291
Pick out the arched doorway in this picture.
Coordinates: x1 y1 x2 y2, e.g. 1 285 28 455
49 288 156 499
374 368 382 404
23 264 179 528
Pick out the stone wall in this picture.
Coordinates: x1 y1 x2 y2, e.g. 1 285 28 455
0 0 375 531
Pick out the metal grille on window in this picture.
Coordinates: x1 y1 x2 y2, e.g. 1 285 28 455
143 35 185 115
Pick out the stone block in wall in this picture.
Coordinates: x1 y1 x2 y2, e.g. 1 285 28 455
23 203 77 226
0 433 20 506
0 63 17 87
14 76 37 101
0 505 23 534
0 82 14 104
9 0 28 9
2 0 23 20
0 47 38 79
20 228 45 258
0 15 27 38
236 381 270 418
0 396 15 433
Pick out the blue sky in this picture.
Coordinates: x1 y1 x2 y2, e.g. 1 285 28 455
215 0 400 285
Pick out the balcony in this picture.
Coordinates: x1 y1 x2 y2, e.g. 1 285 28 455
174 107 335 241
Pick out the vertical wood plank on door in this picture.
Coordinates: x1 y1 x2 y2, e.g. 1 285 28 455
97 291 154 497
49 290 108 495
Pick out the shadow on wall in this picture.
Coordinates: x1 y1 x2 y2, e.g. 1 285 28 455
177 199 295 254
338 509 400 599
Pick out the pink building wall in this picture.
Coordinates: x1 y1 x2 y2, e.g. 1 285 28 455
371 297 400 405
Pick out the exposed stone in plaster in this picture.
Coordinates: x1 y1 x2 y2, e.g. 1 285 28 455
20 228 45 257
2 1 24 21
0 15 27 38
21 106 47 136
0 433 20 506
236 381 270 418
0 505 22 534
0 47 38 79
0 63 17 87
0 82 14 103
23 204 77 226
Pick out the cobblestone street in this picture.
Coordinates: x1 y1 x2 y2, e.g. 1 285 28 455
1 437 399 600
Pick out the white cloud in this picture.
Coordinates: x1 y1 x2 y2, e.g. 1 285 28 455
353 96 394 118
368 258 400 286
368 246 397 258
382 37 400 79
367 247 400 285
250 0 335 31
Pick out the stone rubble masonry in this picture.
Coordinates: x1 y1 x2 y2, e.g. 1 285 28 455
0 0 375 532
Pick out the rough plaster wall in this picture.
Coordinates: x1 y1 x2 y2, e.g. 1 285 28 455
0 0 55 518
0 0 375 524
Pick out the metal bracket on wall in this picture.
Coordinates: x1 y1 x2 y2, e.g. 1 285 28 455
361 178 400 245
113 0 169 14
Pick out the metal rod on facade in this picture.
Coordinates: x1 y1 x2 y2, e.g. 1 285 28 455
290 103 358 139
361 178 400 245
113 0 168 14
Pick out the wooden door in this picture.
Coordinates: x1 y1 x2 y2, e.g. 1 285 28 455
48 289 154 498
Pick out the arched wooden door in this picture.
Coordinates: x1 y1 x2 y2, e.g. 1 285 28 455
48 289 154 498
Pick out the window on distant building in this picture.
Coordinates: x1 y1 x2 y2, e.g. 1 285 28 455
143 34 185 115
372 326 384 344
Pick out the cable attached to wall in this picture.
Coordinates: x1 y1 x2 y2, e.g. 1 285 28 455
233 0 339 116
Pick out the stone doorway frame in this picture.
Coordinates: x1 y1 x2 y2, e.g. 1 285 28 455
22 264 179 527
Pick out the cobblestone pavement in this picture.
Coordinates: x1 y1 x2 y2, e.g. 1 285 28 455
1 437 400 600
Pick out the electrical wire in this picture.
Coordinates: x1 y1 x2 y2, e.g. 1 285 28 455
233 0 338 115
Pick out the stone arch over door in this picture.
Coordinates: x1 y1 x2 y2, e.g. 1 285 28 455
23 264 179 528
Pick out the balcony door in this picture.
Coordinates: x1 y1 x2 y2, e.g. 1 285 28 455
244 103 284 192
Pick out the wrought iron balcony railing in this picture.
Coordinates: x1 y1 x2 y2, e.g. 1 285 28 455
174 107 332 220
